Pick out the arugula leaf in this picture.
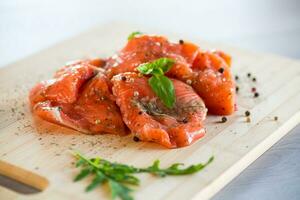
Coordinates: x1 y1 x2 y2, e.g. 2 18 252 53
109 180 133 200
127 31 142 41
74 168 91 181
72 151 213 200
137 58 176 108
149 75 175 109
86 172 106 192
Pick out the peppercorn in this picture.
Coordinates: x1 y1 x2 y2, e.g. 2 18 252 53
274 116 278 121
179 39 184 44
251 87 256 92
247 73 251 77
235 75 239 80
138 111 143 115
133 136 140 142
236 86 239 92
121 76 127 81
218 68 224 73
182 118 188 124
221 116 227 123
254 92 259 98
245 110 250 116
252 77 256 82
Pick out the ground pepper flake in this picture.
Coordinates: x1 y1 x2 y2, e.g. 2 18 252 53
179 39 184 44
247 73 251 77
218 68 224 73
274 116 278 121
254 92 259 98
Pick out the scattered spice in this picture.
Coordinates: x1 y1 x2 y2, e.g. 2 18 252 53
251 87 256 93
221 116 227 123
182 118 188 124
121 76 127 81
246 117 251 123
236 86 239 92
133 136 140 142
274 116 278 121
235 75 239 80
254 92 259 98
245 110 250 117
252 77 256 82
138 111 143 115
218 68 224 73
247 73 251 77
179 39 184 44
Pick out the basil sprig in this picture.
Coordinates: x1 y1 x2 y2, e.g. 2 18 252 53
127 31 142 40
137 58 176 108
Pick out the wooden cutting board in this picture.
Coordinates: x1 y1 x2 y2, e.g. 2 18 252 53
0 22 299 200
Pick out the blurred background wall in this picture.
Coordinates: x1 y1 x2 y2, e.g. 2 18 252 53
1 0 300 67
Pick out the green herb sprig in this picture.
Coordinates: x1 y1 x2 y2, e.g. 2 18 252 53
127 31 142 40
137 58 176 108
73 151 214 200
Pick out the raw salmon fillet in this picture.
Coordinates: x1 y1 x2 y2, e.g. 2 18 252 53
105 35 235 115
29 60 127 135
112 72 207 148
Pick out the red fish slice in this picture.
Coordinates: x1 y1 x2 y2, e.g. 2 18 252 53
112 72 207 148
105 35 235 115
29 60 127 135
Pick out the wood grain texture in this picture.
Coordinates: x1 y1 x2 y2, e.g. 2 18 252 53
0 22 299 200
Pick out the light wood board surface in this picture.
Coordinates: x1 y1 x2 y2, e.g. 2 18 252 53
0 22 299 200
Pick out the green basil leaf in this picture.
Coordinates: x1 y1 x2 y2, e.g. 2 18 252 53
137 58 175 75
127 31 142 41
137 62 154 74
149 75 175 109
154 58 175 73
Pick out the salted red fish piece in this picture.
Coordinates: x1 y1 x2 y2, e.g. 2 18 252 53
112 72 207 148
106 35 235 115
105 35 193 80
29 60 126 135
191 51 235 115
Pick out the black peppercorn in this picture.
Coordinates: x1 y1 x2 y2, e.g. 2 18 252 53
133 136 140 142
218 68 224 73
179 39 184 44
245 110 250 116
236 86 239 92
252 77 256 82
182 118 188 124
221 116 227 123
254 92 259 98
121 76 127 81
138 111 143 115
235 75 239 80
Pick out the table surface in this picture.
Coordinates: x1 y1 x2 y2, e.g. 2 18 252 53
1 1 300 199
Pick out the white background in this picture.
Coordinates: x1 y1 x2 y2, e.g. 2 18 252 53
1 0 300 199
